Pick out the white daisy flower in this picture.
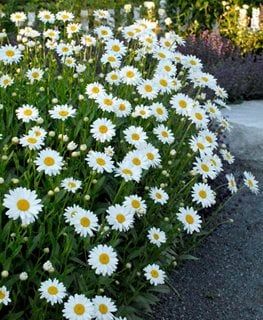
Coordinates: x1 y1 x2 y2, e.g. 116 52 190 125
177 206 202 234
26 68 44 83
123 194 147 215
149 187 169 205
72 209 99 237
243 171 259 194
35 148 63 176
10 11 27 25
81 34 96 47
39 278 67 305
61 178 82 193
115 162 142 183
151 102 168 122
56 43 73 57
137 144 161 168
49 104 76 121
56 11 74 23
95 26 113 39
120 66 141 86
0 286 11 305
105 39 127 56
113 99 132 118
189 106 209 128
147 227 167 247
28 126 47 139
64 205 84 226
38 10 55 24
192 182 216 208
153 124 175 145
20 134 44 150
90 118 116 143
3 187 42 225
86 82 105 99
154 74 173 94
123 126 147 147
86 151 114 174
144 264 165 286
123 150 149 170
88 244 118 276
106 204 134 232
189 135 211 156
220 149 235 164
134 105 152 119
170 93 194 116
43 29 60 40
16 104 39 123
93 295 117 320
0 74 14 88
137 79 158 100
193 157 217 180
101 52 122 69
63 294 94 320
96 93 116 113
226 173 238 194
66 23 81 35
106 70 121 85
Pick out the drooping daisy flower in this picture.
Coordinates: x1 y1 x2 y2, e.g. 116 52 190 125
243 171 259 194
123 194 147 215
153 124 175 144
226 173 238 194
72 209 99 237
147 227 167 247
49 104 76 121
149 187 169 205
144 264 165 286
3 187 42 224
106 204 134 232
39 278 67 305
0 74 14 88
16 104 39 123
35 148 63 176
92 295 117 320
90 118 116 143
61 178 82 193
63 294 94 320
177 206 202 234
26 68 44 83
220 149 235 164
192 182 216 208
0 286 11 305
123 126 147 147
86 151 114 174
88 244 118 276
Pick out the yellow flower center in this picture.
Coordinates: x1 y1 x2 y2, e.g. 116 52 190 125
158 52 166 59
201 76 208 82
153 233 160 240
131 199 140 209
199 190 207 199
185 214 194 224
44 156 55 166
96 157 106 166
147 152 154 161
164 65 171 72
155 192 162 199
99 253 110 265
201 164 209 172
195 113 203 121
80 217 90 228
179 100 187 108
5 50 15 58
0 291 6 300
68 182 76 188
159 79 167 87
161 131 168 138
112 45 120 52
99 125 108 134
119 103 126 111
59 110 69 117
24 109 33 116
103 99 113 106
122 168 132 175
108 56 116 63
111 74 118 80
206 136 212 143
47 286 58 295
131 133 140 141
32 72 40 79
74 303 85 315
132 158 141 166
3 79 10 85
99 303 109 314
126 71 135 78
150 269 159 278
17 199 30 211
92 87 99 94
190 60 197 65
197 142 205 150
116 213 126 223
144 84 153 92
62 47 69 52
27 137 37 144
156 107 164 115
101 30 108 36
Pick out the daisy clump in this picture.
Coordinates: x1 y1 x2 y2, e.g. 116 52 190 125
0 7 259 320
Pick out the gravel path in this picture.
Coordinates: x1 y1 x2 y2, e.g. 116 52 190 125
150 167 263 320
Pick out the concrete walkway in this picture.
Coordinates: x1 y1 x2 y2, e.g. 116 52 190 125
151 101 263 320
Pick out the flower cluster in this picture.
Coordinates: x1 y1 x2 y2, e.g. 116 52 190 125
0 9 259 320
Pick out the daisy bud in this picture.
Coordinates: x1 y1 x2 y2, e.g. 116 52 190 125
160 183 165 188
99 73 104 78
170 149 176 156
0 177 4 184
12 136 19 143
12 92 17 97
80 144 87 151
39 87 45 92
73 74 78 78
23 237 28 242
48 190 54 196
52 98 58 104
126 263 132 269
136 272 141 276
162 170 167 175
92 179 97 184
71 151 80 157
78 94 84 101
115 280 120 285
79 78 84 83
84 117 89 122
168 161 172 165
57 75 63 80
88 58 93 63
62 135 69 142
10 233 16 238
164 217 169 222
54 187 60 193
2 155 8 160
43 247 50 253
84 195 90 201
48 131 55 137
1 270 9 278
12 178 19 184
19 272 28 281
99 288 104 293
0 104 3 110
103 226 110 232
173 260 177 267
43 260 54 272
67 141 77 151
36 117 44 124
145 186 149 190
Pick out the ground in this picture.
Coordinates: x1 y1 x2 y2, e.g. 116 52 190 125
150 101 263 320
